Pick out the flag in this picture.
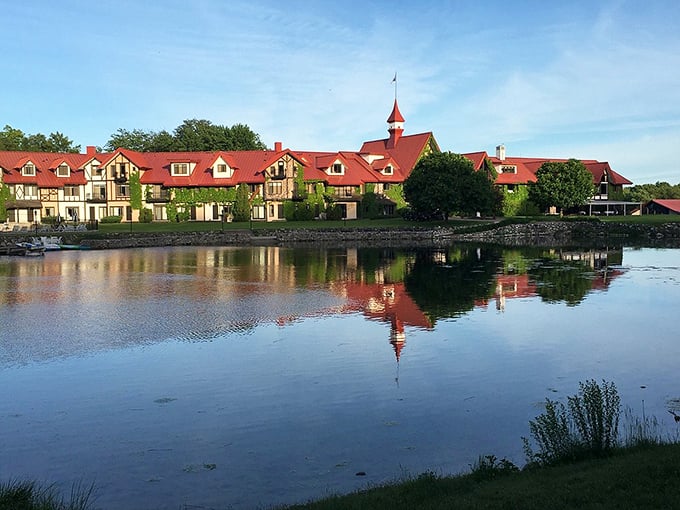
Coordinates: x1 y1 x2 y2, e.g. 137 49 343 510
391 73 397 83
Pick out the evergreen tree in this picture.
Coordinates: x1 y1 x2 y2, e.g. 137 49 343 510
233 183 251 222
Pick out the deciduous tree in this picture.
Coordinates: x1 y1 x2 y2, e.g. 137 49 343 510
403 152 496 219
529 159 595 215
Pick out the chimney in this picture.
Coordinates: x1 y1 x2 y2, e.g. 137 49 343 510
274 141 282 152
86 145 97 156
496 144 506 161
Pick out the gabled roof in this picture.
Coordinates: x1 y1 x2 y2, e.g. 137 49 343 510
462 151 488 171
98 148 151 170
648 199 680 214
0 151 88 187
360 131 437 178
484 154 633 187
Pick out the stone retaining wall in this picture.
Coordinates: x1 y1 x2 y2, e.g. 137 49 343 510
2 221 680 250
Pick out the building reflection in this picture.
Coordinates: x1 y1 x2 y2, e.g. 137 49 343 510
0 245 625 363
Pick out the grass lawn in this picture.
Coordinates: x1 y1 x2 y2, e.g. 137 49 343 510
96 217 492 233
280 443 680 510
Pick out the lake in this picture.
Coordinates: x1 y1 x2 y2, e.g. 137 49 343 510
1 244 679 509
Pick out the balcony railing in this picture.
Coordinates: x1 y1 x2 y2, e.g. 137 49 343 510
86 192 107 203
146 190 171 202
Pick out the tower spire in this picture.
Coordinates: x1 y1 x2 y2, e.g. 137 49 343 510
386 98 404 149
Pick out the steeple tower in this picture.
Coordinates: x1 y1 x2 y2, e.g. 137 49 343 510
386 99 404 149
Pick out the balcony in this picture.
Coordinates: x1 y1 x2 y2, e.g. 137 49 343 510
86 192 107 203
146 190 171 202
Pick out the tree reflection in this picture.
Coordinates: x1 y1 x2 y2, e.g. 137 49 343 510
527 248 623 306
403 246 502 324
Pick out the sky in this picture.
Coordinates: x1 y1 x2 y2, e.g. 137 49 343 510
3 0 680 184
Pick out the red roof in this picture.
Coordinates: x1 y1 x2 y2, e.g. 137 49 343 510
360 131 437 179
0 151 88 187
387 99 405 123
479 154 632 186
462 151 488 171
649 199 680 214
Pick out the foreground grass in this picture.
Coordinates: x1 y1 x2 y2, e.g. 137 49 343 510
282 443 680 510
6 445 679 509
0 480 93 510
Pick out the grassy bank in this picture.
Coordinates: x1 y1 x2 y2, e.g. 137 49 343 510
281 443 680 510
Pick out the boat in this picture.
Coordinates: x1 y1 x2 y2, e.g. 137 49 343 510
33 236 63 251
14 242 46 256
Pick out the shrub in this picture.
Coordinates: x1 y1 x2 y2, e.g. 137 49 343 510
568 379 620 452
100 215 122 224
325 204 344 221
139 208 153 223
523 379 621 466
469 455 519 481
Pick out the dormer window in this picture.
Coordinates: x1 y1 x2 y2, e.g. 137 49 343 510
213 162 234 178
22 163 36 176
383 165 393 175
501 165 517 174
331 163 343 174
172 163 189 176
57 164 70 177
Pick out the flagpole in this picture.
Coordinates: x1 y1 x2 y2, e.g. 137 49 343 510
393 72 397 100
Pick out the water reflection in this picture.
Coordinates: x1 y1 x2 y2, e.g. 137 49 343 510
2 244 678 510
0 245 624 366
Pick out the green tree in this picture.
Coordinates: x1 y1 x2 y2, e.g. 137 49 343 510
229 123 267 151
0 184 11 221
529 159 595 215
0 125 25 150
105 120 266 152
403 151 496 219
129 171 143 210
233 183 251 222
105 128 155 152
0 125 80 152
624 181 680 202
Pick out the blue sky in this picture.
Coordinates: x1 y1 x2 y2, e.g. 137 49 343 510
4 0 680 184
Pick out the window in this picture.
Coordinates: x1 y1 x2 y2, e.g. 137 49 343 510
172 163 189 176
119 163 127 178
64 185 80 197
93 184 106 199
340 186 354 197
110 206 123 217
57 164 70 177
217 164 227 173
44 207 55 217
267 181 282 195
24 184 38 198
277 160 285 177
331 163 343 174
91 163 100 174
23 163 36 176
252 205 265 219
501 166 516 174
384 183 391 191
383 165 393 175
116 184 129 198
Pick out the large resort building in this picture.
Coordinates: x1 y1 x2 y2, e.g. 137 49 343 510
0 100 633 227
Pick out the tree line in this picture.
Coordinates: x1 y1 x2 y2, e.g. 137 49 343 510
0 119 266 153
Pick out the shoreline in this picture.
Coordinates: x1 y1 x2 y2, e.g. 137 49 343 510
2 220 680 250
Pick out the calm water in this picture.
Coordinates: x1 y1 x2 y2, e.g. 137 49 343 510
1 244 679 509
